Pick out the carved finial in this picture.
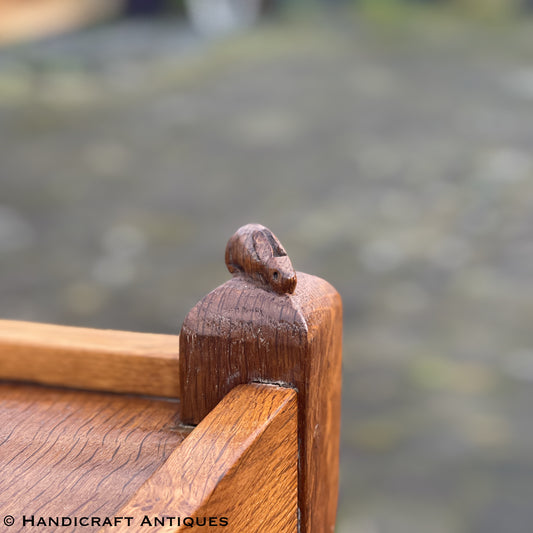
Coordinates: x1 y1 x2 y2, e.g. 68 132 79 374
225 224 297 294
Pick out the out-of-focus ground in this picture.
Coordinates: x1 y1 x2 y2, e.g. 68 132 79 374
1 5 533 532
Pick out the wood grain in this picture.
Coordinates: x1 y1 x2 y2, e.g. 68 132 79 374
100 384 298 533
0 320 180 398
0 382 190 533
180 224 342 533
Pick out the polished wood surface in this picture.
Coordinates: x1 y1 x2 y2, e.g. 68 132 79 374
180 224 342 533
0 320 180 398
0 382 190 533
101 383 298 533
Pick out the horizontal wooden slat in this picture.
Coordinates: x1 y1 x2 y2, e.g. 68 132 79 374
100 383 298 533
0 320 180 398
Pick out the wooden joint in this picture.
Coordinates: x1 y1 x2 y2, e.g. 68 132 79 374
101 384 298 533
179 223 342 533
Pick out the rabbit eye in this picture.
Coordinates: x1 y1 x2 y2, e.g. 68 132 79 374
272 271 279 281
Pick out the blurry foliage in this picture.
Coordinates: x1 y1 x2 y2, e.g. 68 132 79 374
283 0 529 20
447 0 524 18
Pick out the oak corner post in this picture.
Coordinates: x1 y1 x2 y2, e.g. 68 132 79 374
179 223 342 533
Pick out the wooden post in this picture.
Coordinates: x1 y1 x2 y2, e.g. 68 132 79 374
180 224 342 533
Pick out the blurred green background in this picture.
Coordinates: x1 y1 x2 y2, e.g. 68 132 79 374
1 1 533 532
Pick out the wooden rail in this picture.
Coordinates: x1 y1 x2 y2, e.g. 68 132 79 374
0 223 342 532
0 320 180 397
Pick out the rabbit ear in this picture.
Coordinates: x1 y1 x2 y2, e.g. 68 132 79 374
252 230 274 264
